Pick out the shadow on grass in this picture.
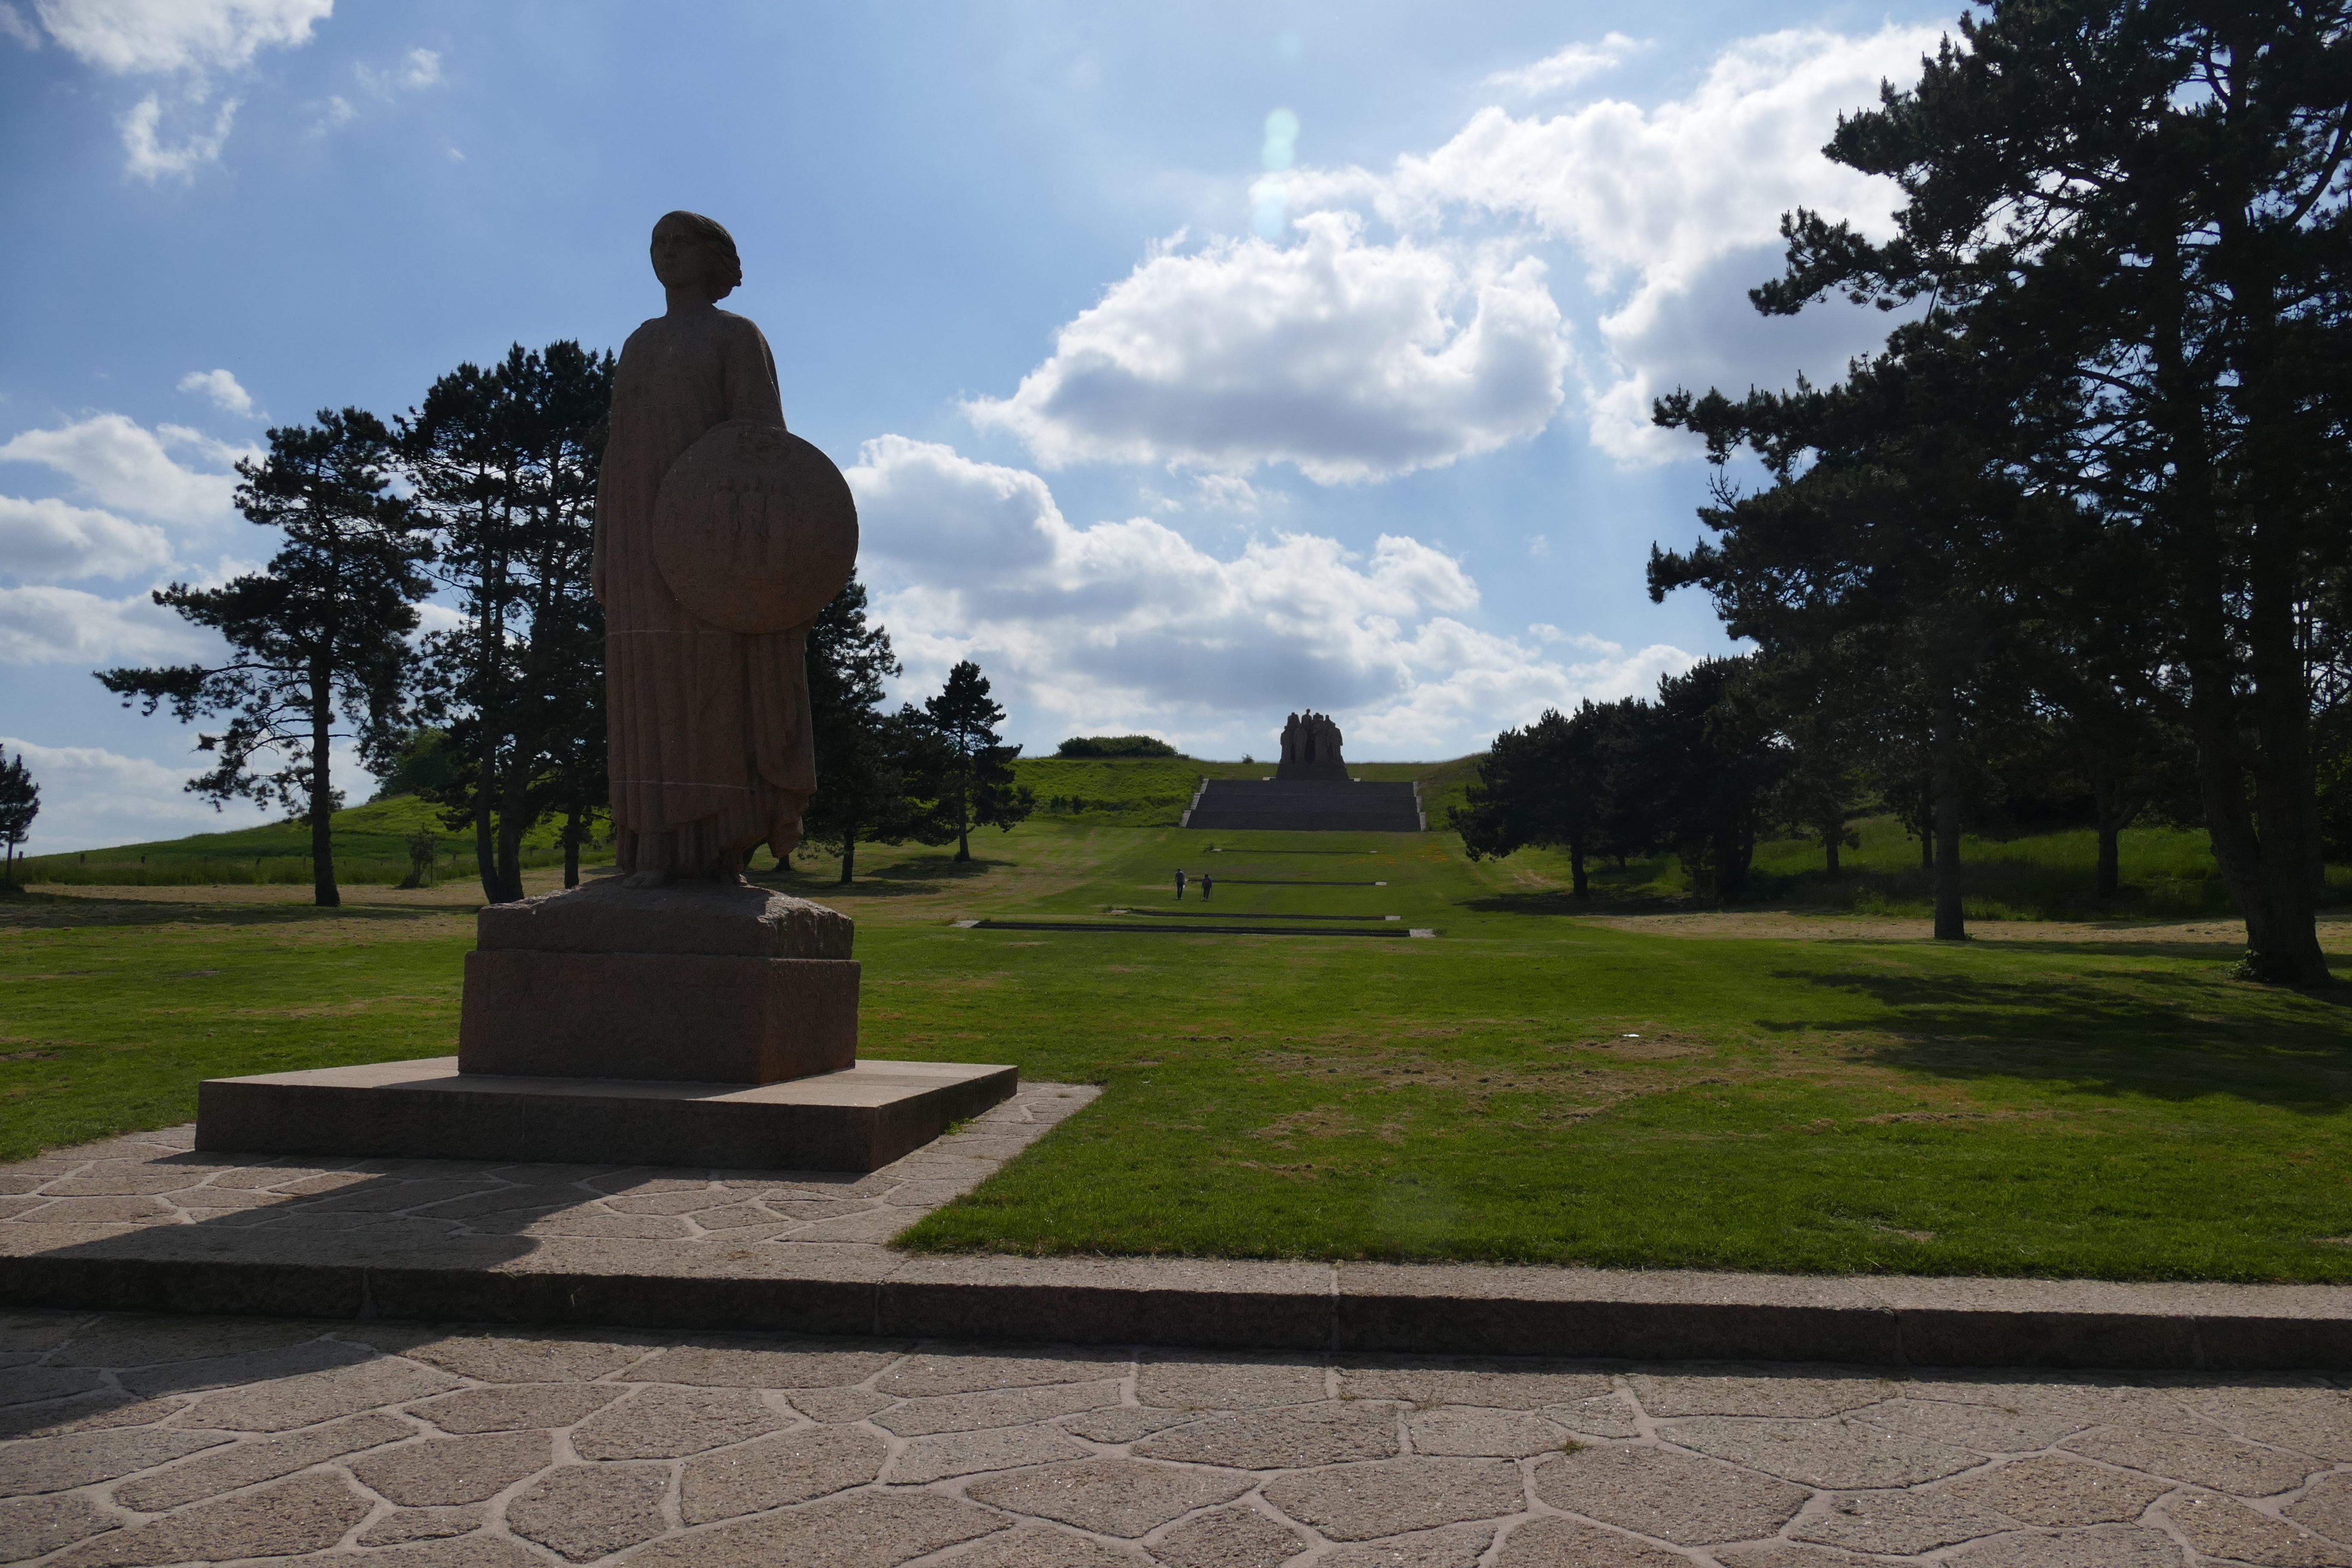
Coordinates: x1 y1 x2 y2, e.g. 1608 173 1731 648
1763 965 2352 1109
1460 888 1693 919
756 854 1015 899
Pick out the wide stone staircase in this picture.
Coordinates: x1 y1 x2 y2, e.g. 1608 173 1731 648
1181 778 1424 832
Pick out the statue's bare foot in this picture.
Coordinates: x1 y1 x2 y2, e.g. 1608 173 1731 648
620 868 671 890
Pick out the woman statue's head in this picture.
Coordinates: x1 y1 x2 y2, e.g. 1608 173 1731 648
649 210 743 302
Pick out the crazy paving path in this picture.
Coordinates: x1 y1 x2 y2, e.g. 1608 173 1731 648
3 1310 2349 1567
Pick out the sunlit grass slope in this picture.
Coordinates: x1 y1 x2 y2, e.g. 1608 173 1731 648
15 795 600 888
5 813 2349 1281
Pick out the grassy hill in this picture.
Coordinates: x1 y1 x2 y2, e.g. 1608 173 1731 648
6 813 2351 1280
14 796 600 888
21 747 2333 925
1013 754 1481 828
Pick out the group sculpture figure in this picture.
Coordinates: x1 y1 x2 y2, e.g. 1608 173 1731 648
1276 710 1348 781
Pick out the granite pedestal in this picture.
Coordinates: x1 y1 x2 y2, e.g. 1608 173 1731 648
195 1055 1020 1171
459 876 859 1082
196 878 1016 1171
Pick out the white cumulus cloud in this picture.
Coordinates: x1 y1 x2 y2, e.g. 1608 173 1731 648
1484 33 1641 97
0 735 272 854
177 368 256 417
1276 23 1944 462
30 0 329 74
23 0 332 178
847 435 1690 759
0 584 203 665
0 496 174 581
966 210 1570 484
0 412 249 526
119 90 238 182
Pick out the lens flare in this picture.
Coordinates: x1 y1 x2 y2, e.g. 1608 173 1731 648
1261 107 1299 172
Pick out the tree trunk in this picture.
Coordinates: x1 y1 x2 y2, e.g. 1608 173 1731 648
1569 839 1588 900
496 763 528 903
2166 208 2328 984
1919 825 1934 873
839 836 857 886
1716 824 1752 901
473 747 499 904
954 787 971 862
1931 703 1964 940
310 665 340 908
562 803 581 889
1824 828 1842 879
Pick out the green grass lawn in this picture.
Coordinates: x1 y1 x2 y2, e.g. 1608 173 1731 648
14 795 604 888
4 811 2349 1282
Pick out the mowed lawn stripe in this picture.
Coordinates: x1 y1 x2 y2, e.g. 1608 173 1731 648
6 819 2349 1281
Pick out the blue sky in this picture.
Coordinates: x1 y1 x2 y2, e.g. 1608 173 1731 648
0 0 1954 852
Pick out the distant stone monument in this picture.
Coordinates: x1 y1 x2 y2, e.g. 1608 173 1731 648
192 212 1013 1170
1276 710 1348 781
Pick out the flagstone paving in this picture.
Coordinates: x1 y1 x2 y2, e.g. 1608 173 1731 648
0 1082 1099 1253
2 1309 2346 1566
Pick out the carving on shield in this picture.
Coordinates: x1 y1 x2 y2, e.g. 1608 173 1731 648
652 419 859 634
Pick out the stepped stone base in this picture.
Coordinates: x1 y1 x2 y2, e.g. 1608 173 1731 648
456 877 859 1084
195 1056 1018 1172
1185 778 1424 832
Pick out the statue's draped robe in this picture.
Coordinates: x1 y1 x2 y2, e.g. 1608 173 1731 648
594 307 815 875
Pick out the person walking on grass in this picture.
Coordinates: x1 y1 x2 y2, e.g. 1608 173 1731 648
1200 872 1212 901
1175 868 1186 901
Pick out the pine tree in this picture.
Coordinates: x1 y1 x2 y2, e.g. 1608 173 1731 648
1452 700 1637 899
1743 0 2352 978
0 752 38 885
802 578 954 882
98 409 430 908
400 342 612 901
919 660 1035 862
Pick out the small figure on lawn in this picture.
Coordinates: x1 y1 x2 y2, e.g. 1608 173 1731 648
1200 873 1212 901
1174 869 1187 901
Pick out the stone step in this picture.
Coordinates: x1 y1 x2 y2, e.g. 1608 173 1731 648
1185 780 1423 832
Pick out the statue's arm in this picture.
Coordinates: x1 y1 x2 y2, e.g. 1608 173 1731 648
728 322 787 430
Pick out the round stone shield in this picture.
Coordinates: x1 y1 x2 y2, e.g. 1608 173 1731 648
652 420 858 634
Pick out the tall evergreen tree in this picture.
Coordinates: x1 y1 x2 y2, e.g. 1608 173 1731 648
801 577 954 882
1757 653 1868 879
98 409 429 907
401 342 612 901
1452 700 1638 898
919 660 1035 862
1641 657 1787 901
0 752 38 885
1654 343 2039 937
1749 0 2352 979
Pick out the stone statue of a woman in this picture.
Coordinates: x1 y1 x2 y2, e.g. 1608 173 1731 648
594 211 815 886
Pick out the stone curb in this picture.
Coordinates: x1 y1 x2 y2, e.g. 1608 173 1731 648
5 1241 2346 1370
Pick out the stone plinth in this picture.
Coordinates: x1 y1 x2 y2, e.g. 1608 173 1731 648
194 1056 1019 1171
457 878 857 1084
